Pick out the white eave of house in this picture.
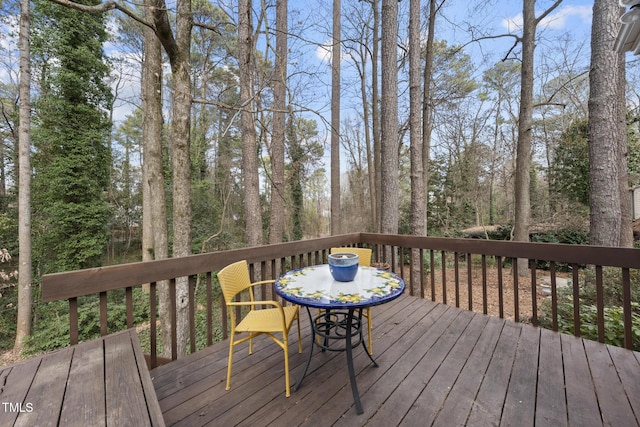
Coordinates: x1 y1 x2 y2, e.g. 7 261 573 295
614 1 640 54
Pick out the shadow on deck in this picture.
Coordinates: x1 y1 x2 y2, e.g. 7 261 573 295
150 295 640 426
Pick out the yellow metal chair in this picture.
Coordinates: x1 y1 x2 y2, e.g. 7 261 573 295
327 247 374 355
217 260 302 397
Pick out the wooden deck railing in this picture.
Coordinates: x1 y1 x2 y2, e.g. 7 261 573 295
41 233 640 367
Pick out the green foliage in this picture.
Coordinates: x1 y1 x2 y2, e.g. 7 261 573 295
547 298 640 350
25 300 71 354
539 268 640 350
551 119 589 206
30 0 112 273
551 117 640 208
0 211 18 255
0 286 18 351
531 227 589 245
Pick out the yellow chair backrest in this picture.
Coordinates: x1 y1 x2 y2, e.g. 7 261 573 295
217 260 253 304
330 247 372 267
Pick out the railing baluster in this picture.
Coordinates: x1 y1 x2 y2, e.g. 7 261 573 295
150 281 157 368
100 291 108 336
189 275 196 354
69 297 79 345
497 256 504 318
596 265 604 343
419 248 425 299
572 264 580 337
550 262 558 331
513 258 519 322
481 255 487 315
391 246 397 275
467 253 473 311
126 286 133 329
530 261 538 326
622 268 632 349
441 251 447 305
430 250 436 301
206 272 213 346
170 278 177 360
407 249 416 296
454 252 460 308
221 293 228 341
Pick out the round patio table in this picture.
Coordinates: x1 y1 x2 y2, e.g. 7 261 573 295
274 264 405 414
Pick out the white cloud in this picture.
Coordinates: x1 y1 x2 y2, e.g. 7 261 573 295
502 5 593 33
316 40 333 64
315 39 356 65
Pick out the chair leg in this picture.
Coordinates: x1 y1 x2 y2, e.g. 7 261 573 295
226 338 235 391
283 335 291 397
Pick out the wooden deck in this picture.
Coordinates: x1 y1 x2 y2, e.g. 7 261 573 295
0 329 164 426
151 295 640 426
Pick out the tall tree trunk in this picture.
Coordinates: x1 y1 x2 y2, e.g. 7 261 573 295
357 25 375 232
153 0 193 357
239 0 263 248
617 15 633 248
380 0 399 240
589 0 623 247
513 0 535 277
331 0 341 235
409 0 423 295
269 0 287 245
372 0 381 232
143 0 170 356
513 0 562 276
422 0 437 235
172 1 192 358
15 0 32 351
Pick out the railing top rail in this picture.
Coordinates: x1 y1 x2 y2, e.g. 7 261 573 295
42 232 640 302
362 233 640 268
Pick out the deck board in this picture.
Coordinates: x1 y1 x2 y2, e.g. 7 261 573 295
151 295 640 427
535 328 568 427
60 340 106 426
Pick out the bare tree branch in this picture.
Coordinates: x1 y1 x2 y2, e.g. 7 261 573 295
47 0 153 29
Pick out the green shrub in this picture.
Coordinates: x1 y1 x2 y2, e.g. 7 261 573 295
553 302 640 350
26 288 153 355
539 267 640 351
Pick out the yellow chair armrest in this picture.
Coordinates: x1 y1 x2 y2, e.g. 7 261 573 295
227 300 283 309
250 279 276 286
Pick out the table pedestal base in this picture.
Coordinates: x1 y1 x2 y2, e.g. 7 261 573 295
294 307 377 414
